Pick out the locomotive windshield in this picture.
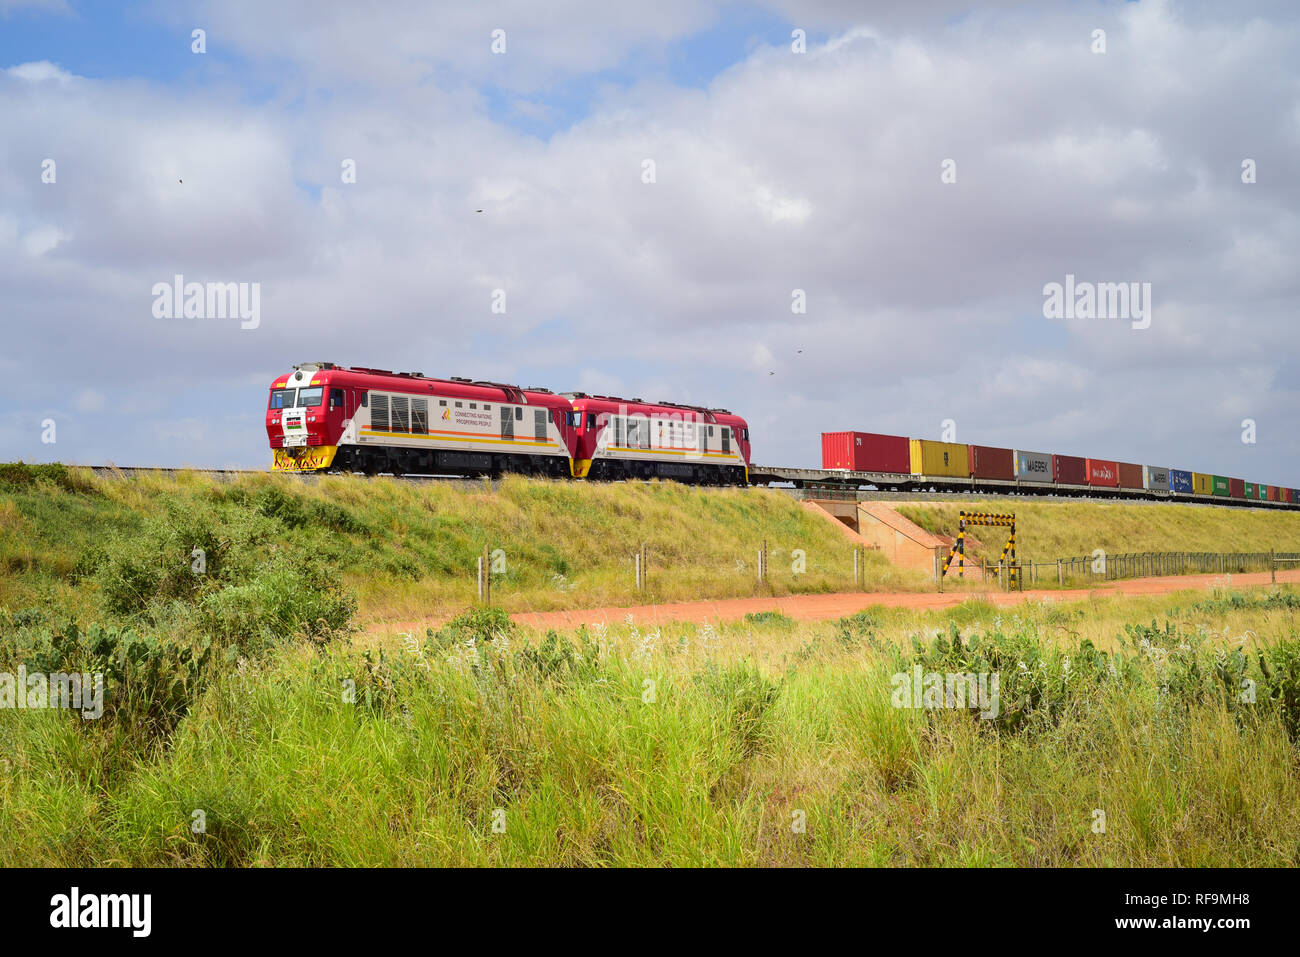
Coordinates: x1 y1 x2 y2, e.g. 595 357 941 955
270 386 326 409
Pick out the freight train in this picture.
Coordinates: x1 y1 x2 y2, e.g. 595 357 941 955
819 431 1299 505
266 363 751 484
264 363 1296 505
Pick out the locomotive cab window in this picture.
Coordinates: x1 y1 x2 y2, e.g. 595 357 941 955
329 388 343 409
297 387 324 408
587 414 597 429
269 389 295 410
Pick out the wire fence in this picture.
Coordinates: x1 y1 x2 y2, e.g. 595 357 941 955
953 550 1300 591
470 545 1300 603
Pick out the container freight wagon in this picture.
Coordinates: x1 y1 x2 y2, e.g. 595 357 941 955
1252 483 1267 501
1055 454 1087 486
1015 450 1054 484
909 439 969 478
1211 475 1231 497
1229 477 1245 499
821 431 910 473
1086 458 1120 487
1143 465 1170 490
1245 482 1257 499
1192 472 1213 496
1267 485 1279 502
1116 462 1144 489
968 445 1015 480
1284 489 1295 504
1170 469 1194 494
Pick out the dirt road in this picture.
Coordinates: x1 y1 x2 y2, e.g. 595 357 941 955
507 569 1300 631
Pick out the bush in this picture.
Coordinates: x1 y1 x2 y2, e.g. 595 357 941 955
743 610 793 627
254 485 309 529
425 607 515 652
197 552 356 653
0 462 97 494
0 620 213 736
93 501 270 616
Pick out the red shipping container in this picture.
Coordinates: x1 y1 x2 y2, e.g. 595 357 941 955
1281 488 1293 503
1116 462 1144 489
1054 454 1086 485
1229 477 1245 499
1086 458 1120 487
968 444 1015 480
1267 485 1278 501
820 431 910 474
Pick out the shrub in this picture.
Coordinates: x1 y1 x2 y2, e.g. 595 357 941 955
0 620 213 736
425 607 515 652
743 610 793 627
198 552 356 654
0 462 98 494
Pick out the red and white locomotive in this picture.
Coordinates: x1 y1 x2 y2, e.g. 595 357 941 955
266 363 751 484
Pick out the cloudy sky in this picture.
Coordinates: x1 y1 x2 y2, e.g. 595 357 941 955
2 0 1298 482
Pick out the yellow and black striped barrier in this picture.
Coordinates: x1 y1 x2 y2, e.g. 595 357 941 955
941 510 1017 586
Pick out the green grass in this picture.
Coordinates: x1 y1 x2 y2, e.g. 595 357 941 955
2 463 1298 867
2 587 1298 866
0 465 913 627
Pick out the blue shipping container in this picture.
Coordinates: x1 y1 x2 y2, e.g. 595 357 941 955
1170 469 1193 493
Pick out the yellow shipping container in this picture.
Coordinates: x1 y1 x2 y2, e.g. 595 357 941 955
1192 472 1213 495
909 439 970 477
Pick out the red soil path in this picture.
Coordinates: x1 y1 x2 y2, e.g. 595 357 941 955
507 569 1300 631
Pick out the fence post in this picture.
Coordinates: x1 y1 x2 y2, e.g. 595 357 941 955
477 555 485 602
1271 549 1276 584
758 539 766 584
854 546 860 587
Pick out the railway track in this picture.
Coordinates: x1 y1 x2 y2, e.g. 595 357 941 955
72 463 1300 510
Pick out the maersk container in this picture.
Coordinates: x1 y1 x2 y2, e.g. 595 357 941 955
1143 465 1170 490
909 439 970 478
1244 482 1257 499
1267 485 1279 502
1192 472 1213 495
968 444 1015 480
1055 454 1087 486
1116 461 1144 489
1170 469 1193 493
1212 475 1231 497
820 431 910 473
1015 450 1055 484
1086 458 1120 487
1229 477 1245 499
